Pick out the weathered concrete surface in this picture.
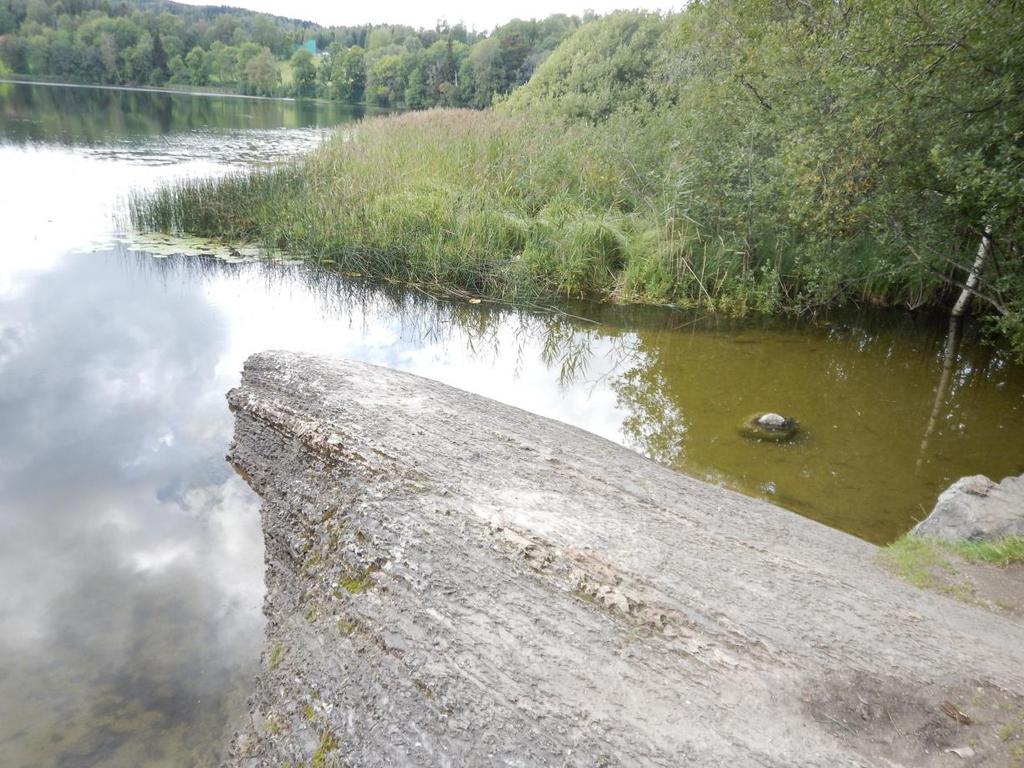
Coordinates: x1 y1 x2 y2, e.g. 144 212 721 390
224 351 1024 768
911 473 1024 542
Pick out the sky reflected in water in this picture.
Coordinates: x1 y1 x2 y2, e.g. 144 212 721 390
0 82 360 768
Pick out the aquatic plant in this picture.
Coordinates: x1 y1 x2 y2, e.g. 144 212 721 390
129 109 779 309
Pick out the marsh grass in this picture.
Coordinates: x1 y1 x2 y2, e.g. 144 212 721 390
882 535 1024 597
950 537 1024 566
130 109 792 308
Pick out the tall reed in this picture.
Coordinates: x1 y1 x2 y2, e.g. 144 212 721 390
130 109 923 311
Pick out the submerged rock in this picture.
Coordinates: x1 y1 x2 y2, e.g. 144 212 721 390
911 473 1024 541
740 412 799 442
223 352 1024 767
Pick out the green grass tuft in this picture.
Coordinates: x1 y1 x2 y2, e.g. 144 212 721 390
336 566 373 594
949 537 1024 566
882 535 1024 596
311 731 341 768
269 643 287 670
883 536 960 590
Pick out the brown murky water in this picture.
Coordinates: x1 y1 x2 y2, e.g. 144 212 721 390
1 81 1022 767
573 304 1023 542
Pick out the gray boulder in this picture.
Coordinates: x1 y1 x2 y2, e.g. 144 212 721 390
739 412 799 442
758 412 788 428
911 473 1024 541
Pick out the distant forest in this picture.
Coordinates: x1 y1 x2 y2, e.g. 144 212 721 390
0 0 583 106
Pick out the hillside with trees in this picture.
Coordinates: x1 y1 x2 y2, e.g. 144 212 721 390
131 0 1024 356
0 0 581 104
505 2 1024 344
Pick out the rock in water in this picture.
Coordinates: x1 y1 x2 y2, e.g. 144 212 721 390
740 412 799 442
758 412 788 428
223 352 1024 768
911 473 1024 541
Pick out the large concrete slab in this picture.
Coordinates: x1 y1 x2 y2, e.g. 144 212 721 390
224 351 1024 767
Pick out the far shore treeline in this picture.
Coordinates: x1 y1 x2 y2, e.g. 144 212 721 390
119 0 1021 357
0 0 581 105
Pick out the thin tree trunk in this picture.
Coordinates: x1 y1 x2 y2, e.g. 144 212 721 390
918 224 995 469
951 225 993 318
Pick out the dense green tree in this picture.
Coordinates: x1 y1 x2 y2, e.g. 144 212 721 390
343 45 366 102
95 32 118 81
24 33 46 73
367 53 403 105
209 14 237 45
0 35 27 72
167 53 187 84
326 42 364 101
366 27 392 50
503 2 1024 349
0 3 19 35
504 11 665 121
125 31 154 83
0 1 578 108
208 40 237 84
149 32 168 84
184 45 209 86
403 56 427 108
24 0 53 27
290 47 316 97
463 37 501 108
251 16 283 54
243 46 278 96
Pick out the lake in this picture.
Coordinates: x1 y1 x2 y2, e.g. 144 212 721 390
1 81 1022 766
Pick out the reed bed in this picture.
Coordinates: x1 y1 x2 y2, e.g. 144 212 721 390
130 108 939 312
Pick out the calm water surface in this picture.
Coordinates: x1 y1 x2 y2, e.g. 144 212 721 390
1 82 1022 766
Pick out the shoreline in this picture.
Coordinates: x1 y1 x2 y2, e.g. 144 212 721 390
0 76 387 110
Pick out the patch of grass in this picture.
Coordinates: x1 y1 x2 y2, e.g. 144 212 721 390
269 643 287 670
882 536 959 590
997 706 1024 768
337 618 358 636
338 567 373 594
881 535 1024 598
327 527 342 551
311 731 341 768
571 586 599 606
950 537 1024 566
999 718 1021 741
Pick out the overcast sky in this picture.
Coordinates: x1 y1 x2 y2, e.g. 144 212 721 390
175 1 673 33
